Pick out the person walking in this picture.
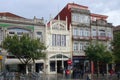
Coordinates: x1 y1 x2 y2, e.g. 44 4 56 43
80 69 84 79
65 69 70 79
117 71 120 79
87 72 91 80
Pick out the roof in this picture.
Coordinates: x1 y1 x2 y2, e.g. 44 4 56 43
0 12 25 19
90 13 108 19
67 3 88 10
113 25 120 31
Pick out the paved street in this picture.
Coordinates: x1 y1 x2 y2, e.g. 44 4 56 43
40 73 119 80
0 72 119 80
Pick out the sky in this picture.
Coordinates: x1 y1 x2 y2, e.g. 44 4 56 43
0 0 120 26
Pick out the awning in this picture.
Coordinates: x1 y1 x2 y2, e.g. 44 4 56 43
5 58 44 64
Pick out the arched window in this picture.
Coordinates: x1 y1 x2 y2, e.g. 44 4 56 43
50 54 68 59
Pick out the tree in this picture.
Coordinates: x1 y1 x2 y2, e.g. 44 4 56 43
2 35 46 74
112 32 120 71
84 43 113 75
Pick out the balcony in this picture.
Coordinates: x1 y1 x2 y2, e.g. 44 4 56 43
91 36 112 41
91 36 97 39
106 37 112 40
72 35 91 40
98 36 107 41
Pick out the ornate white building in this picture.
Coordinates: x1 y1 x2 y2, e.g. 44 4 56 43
45 18 72 74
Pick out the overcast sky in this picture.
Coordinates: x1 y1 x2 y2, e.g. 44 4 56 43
0 0 120 26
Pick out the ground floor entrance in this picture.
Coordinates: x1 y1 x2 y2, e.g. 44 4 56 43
50 60 68 74
73 56 90 73
49 53 70 74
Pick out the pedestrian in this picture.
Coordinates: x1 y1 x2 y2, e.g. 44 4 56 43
117 71 120 79
65 69 70 79
87 72 91 80
102 71 105 77
109 69 114 76
70 69 73 78
80 69 84 79
74 68 78 79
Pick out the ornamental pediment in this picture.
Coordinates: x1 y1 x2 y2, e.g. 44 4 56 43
52 22 66 30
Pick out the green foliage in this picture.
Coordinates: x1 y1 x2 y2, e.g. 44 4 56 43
2 35 46 64
84 43 113 63
112 32 120 63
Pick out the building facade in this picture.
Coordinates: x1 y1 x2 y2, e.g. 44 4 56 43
45 18 72 74
54 3 113 73
113 25 120 33
0 12 45 72
0 3 114 74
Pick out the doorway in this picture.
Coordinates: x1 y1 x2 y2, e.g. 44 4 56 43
36 63 43 73
57 61 62 73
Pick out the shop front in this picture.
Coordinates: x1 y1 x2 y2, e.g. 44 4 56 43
73 56 90 73
49 54 70 74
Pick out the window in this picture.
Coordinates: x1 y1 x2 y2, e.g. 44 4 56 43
37 32 42 35
80 29 83 36
72 13 90 24
17 32 23 35
107 31 112 38
99 30 106 36
84 29 87 37
79 43 83 51
52 34 66 46
9 32 15 34
36 32 42 37
73 42 79 51
36 32 43 41
73 28 78 36
52 24 59 30
86 29 90 37
56 34 61 46
61 35 66 46
52 34 56 46
50 61 55 71
92 29 97 37
72 13 79 22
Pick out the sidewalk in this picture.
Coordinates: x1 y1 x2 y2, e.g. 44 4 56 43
40 73 118 80
0 72 119 80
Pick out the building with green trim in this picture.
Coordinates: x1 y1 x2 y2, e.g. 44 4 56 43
0 12 46 73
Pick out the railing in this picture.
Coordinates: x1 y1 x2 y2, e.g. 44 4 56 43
73 35 112 41
72 35 91 40
91 36 112 41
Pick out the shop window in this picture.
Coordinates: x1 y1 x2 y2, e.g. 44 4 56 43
17 32 23 35
9 32 15 34
50 61 55 71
